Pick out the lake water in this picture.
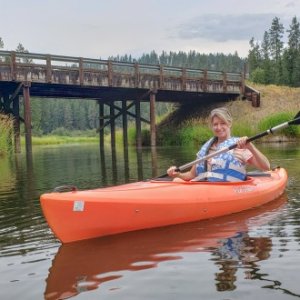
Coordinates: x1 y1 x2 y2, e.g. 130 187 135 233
0 143 300 300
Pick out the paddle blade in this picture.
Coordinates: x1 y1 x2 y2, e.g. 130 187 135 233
289 111 300 125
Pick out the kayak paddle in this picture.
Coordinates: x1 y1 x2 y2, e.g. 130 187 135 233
158 111 300 178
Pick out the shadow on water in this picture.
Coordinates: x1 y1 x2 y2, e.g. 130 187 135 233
44 195 289 300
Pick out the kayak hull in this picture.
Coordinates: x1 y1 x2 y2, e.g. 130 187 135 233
40 168 288 243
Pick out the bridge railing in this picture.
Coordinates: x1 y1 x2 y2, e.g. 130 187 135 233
0 50 244 94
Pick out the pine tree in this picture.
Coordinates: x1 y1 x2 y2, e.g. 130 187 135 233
248 37 261 76
292 54 300 86
15 43 32 63
286 16 300 86
287 16 300 50
260 31 272 83
268 17 284 84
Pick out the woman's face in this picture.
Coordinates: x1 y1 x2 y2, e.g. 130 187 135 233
211 116 231 141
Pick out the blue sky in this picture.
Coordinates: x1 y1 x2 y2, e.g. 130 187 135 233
1 0 299 59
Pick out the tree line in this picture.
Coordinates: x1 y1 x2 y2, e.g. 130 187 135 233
108 50 245 73
248 16 300 86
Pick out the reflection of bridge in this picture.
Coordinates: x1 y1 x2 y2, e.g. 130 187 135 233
0 50 258 153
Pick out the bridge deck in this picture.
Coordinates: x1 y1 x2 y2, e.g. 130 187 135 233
0 50 243 102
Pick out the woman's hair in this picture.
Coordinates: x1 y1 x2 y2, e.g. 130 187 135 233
208 107 233 127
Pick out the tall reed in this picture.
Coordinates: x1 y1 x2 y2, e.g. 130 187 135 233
0 115 12 155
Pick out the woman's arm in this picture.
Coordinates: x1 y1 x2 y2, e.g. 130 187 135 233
237 137 270 171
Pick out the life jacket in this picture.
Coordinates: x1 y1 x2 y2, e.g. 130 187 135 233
195 137 247 182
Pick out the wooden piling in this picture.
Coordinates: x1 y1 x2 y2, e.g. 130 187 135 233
150 92 156 147
135 100 142 148
13 95 21 153
110 102 116 149
99 101 104 150
122 100 128 149
23 82 32 153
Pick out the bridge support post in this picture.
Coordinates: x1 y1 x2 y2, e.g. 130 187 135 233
110 102 116 149
135 100 142 148
13 95 21 153
23 82 32 154
99 101 104 149
122 100 128 149
150 91 156 147
122 100 130 181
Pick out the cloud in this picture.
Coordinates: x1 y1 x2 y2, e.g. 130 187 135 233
285 1 296 8
176 13 278 42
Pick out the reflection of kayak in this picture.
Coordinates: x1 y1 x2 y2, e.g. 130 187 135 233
40 167 287 243
44 195 287 300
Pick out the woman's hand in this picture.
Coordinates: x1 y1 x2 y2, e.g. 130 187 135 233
167 166 180 178
237 136 249 149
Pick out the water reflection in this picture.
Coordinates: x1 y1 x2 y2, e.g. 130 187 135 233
99 145 160 185
136 146 143 180
213 234 272 291
44 195 287 300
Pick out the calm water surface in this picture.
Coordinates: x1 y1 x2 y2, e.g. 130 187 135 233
0 143 300 300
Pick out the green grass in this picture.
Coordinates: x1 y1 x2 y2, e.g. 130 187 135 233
231 121 255 138
154 111 300 146
258 112 300 137
27 135 99 146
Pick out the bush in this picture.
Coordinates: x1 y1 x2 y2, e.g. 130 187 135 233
178 125 211 146
50 127 70 136
250 67 266 84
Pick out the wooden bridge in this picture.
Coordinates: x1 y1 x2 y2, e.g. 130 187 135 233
0 50 258 153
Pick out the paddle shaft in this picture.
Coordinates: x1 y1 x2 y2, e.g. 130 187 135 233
174 114 300 173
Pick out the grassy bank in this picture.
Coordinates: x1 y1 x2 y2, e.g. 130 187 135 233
155 82 300 146
26 135 99 146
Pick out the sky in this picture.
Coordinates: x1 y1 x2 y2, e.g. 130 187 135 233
1 0 300 60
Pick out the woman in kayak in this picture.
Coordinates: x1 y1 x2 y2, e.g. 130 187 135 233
167 107 270 182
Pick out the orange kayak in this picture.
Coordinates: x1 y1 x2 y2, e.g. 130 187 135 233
44 195 287 300
40 167 288 243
